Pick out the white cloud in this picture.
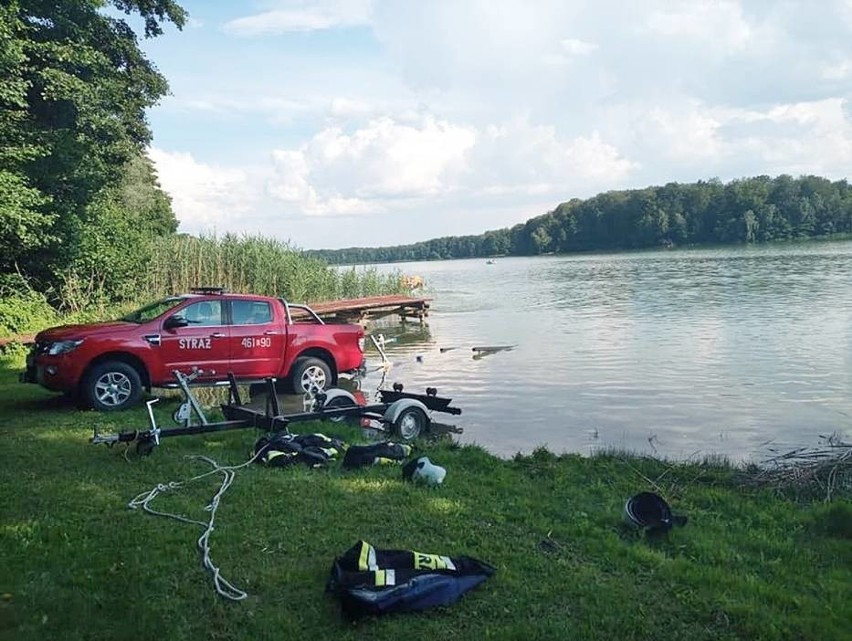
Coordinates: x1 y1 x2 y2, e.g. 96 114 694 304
622 97 852 181
560 38 598 57
636 104 725 162
371 0 584 91
542 37 599 66
146 147 261 232
748 98 852 175
328 97 379 119
644 1 753 50
565 133 637 181
224 0 372 35
469 118 637 194
262 113 636 217
267 115 476 215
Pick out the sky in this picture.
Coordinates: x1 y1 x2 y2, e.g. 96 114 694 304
137 0 852 250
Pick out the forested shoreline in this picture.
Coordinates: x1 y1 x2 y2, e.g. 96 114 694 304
308 174 852 264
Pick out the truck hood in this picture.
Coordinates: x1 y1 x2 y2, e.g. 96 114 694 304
36 321 138 342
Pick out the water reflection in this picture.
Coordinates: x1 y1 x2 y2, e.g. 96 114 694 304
365 321 434 350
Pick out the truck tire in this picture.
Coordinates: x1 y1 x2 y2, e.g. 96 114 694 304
290 356 332 394
82 361 143 411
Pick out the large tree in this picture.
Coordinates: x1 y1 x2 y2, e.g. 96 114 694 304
0 0 185 289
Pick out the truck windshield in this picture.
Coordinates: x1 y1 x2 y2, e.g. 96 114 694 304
121 297 187 323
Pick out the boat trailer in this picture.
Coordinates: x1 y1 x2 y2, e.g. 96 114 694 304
91 369 463 456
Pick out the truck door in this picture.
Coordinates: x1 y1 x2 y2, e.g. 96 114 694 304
158 299 230 382
227 299 285 379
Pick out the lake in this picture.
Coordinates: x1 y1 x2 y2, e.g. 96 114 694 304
351 242 852 461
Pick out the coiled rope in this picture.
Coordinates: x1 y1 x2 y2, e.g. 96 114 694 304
128 453 261 601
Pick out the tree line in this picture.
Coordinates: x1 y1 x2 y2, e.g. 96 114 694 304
1 0 186 305
308 175 852 264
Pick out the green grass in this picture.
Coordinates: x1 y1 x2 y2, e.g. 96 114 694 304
0 356 849 641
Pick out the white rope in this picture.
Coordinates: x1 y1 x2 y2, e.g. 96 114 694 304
128 453 261 601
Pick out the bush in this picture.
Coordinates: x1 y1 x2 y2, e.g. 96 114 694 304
0 274 58 337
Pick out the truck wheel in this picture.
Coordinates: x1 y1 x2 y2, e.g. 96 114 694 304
392 406 429 441
83 361 143 411
290 357 332 394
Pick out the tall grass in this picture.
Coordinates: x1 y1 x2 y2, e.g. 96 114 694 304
1 234 407 338
140 233 404 303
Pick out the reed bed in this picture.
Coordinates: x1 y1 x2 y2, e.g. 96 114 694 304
1 234 406 338
749 433 852 500
136 233 404 304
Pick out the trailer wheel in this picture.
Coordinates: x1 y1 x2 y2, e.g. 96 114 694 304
323 395 359 424
82 361 142 411
290 357 332 394
392 406 428 441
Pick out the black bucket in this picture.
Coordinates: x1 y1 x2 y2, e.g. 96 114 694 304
622 492 688 534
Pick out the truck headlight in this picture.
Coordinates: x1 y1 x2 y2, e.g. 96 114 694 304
358 337 365 352
47 339 83 355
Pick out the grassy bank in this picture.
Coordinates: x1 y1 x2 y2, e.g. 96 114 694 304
0 357 849 641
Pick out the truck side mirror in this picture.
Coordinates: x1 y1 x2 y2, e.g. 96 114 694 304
164 315 189 330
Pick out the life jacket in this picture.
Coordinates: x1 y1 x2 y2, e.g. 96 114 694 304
327 540 495 618
253 433 345 468
342 442 412 469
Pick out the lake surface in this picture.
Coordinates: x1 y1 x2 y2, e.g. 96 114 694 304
351 242 852 461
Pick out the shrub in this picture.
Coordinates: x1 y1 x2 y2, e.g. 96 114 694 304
0 274 58 337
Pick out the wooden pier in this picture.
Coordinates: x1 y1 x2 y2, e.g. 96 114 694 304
293 295 431 325
0 334 34 348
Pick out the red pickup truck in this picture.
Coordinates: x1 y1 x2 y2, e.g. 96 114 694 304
21 289 366 411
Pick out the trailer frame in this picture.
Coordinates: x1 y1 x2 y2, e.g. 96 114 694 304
91 371 462 455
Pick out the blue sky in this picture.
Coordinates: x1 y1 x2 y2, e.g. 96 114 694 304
137 1 852 250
